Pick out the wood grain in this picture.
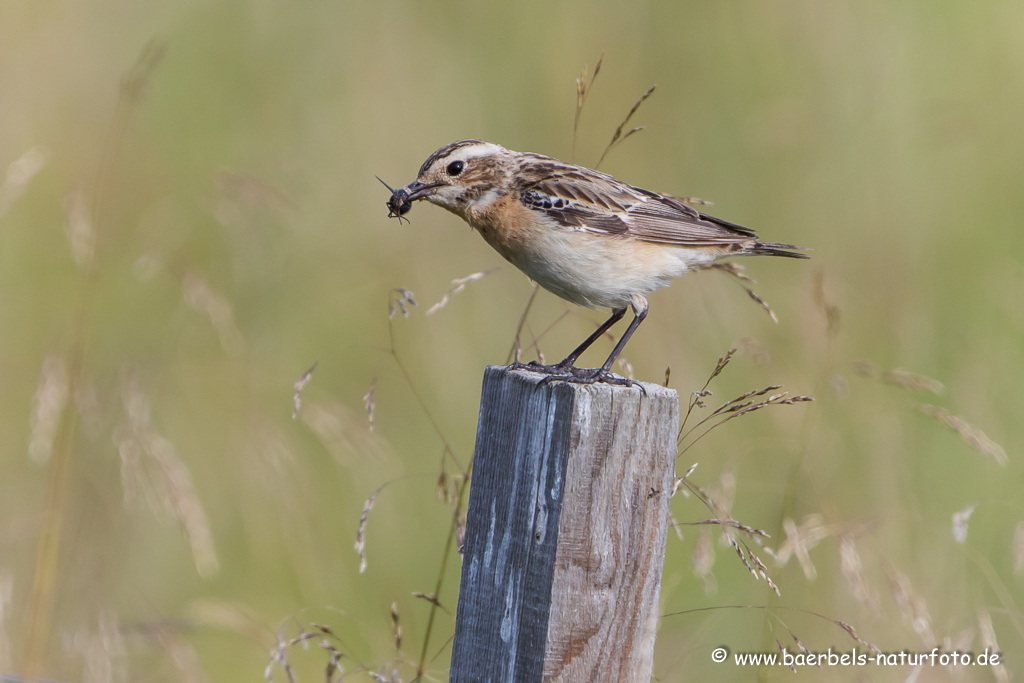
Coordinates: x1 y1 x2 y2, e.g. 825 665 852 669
449 366 677 682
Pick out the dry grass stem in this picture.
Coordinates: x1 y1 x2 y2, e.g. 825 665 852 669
673 350 813 595
63 187 95 269
812 269 841 336
188 599 276 647
443 469 463 511
155 630 210 683
711 468 736 533
266 635 297 683
132 252 162 282
67 611 127 683
692 527 717 594
596 84 656 168
919 404 1008 466
952 504 977 545
882 368 944 394
943 626 976 671
727 538 780 596
411 592 452 617
663 605 879 655
314 624 346 682
787 628 809 656
323 644 344 683
680 470 733 528
669 514 685 541
435 469 448 503
829 373 850 399
685 519 770 539
572 52 604 161
703 263 779 321
744 287 779 323
21 44 167 674
679 382 813 457
707 262 753 283
680 349 735 438
291 362 317 420
119 40 165 101
777 638 797 673
426 269 497 315
977 610 1009 682
390 602 402 651
838 535 880 616
355 483 389 574
388 288 417 320
513 310 566 364
679 467 780 594
887 569 936 646
265 621 350 683
506 284 540 363
836 621 880 655
765 515 832 581
671 462 698 498
0 146 47 218
300 401 394 468
117 376 220 578
28 355 69 465
734 336 771 366
852 361 945 394
363 377 377 432
455 506 467 555
181 273 244 354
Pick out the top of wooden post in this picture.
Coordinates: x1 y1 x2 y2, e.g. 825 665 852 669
500 365 677 400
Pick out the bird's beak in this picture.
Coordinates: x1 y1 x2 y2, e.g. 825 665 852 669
401 180 442 202
386 180 441 220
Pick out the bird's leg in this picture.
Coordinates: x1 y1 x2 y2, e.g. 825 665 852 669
594 300 647 377
558 307 628 367
537 297 649 392
506 307 626 376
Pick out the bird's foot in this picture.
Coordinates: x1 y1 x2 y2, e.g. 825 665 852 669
536 368 647 395
505 360 588 377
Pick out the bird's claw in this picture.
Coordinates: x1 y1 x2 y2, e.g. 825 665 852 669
505 360 587 377
535 368 647 395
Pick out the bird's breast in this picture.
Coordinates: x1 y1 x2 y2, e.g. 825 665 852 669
465 194 534 260
463 195 705 309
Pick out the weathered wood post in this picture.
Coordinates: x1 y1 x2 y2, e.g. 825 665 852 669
449 366 678 682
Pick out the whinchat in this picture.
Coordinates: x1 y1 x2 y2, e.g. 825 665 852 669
385 139 807 388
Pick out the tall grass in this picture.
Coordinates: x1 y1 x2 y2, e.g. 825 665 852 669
0 1 1021 681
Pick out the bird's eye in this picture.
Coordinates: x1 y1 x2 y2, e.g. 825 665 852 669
446 160 465 177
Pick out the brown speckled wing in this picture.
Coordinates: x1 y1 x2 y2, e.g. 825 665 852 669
514 155 759 248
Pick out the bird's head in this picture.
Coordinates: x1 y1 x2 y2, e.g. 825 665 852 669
387 140 512 219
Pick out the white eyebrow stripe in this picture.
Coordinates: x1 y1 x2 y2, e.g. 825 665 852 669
454 143 505 161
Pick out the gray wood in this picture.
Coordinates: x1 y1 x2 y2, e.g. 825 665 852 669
450 366 678 683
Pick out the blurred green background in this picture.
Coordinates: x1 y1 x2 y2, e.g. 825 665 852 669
2 0 1022 681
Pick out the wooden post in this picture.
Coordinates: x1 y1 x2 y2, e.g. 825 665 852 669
449 366 678 682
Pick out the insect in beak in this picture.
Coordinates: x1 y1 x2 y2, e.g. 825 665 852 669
377 176 413 223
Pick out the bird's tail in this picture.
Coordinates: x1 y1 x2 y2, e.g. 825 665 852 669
752 241 811 259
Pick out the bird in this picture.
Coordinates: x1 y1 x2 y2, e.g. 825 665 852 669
383 139 807 388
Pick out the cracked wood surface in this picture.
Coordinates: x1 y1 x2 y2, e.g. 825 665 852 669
450 366 677 683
